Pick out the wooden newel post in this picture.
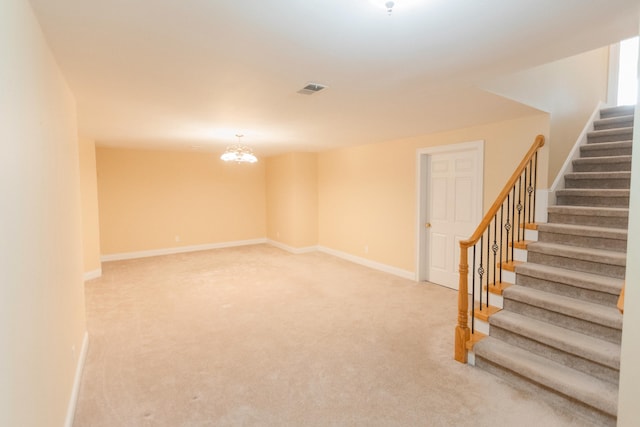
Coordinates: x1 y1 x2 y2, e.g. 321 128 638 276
454 244 470 363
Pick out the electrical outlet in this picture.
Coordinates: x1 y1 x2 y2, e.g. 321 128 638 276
175 235 180 242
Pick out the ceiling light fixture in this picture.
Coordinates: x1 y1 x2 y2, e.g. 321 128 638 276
385 0 395 15
220 134 258 163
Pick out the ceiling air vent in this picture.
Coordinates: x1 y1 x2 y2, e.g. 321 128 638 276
297 82 327 95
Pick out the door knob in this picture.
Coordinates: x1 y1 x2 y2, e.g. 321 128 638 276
425 222 432 228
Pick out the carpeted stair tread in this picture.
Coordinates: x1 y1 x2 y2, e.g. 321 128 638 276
527 242 626 267
473 337 619 416
537 223 627 240
599 105 635 119
564 170 631 189
556 189 630 208
564 171 631 181
547 205 629 218
593 115 634 130
582 140 632 150
503 285 623 330
573 155 632 164
516 263 624 296
489 311 620 369
556 188 629 198
572 155 632 173
579 141 632 157
547 205 629 222
547 205 629 229
587 127 634 143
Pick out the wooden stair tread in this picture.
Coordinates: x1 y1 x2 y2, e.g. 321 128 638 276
472 303 501 321
466 331 487 350
509 240 531 250
484 281 513 295
497 260 522 272
520 222 538 230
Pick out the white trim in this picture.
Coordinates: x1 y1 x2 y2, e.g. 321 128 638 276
548 102 606 206
64 331 88 427
267 239 318 254
83 268 102 281
317 245 415 280
415 140 485 283
608 42 621 106
535 188 549 224
467 351 476 366
100 238 268 262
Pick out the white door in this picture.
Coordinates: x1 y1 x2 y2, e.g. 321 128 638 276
426 149 481 289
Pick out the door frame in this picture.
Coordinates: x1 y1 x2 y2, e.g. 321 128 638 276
415 140 484 282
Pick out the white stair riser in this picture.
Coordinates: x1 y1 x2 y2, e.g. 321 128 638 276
514 248 527 262
502 270 516 284
525 229 538 240
473 318 490 335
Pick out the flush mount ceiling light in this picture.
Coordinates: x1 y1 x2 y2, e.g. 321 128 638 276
385 1 395 14
370 0 423 14
220 134 258 163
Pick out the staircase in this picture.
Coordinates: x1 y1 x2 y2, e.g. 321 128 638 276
473 105 634 426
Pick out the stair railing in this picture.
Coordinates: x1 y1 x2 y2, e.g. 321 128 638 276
455 135 545 363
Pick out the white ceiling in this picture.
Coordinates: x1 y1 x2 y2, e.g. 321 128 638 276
30 0 639 155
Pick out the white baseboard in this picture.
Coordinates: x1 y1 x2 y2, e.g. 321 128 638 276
64 331 88 427
99 239 415 280
101 238 268 262
267 239 318 254
83 268 102 281
317 246 415 280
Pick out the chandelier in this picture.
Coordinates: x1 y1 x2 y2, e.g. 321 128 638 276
220 134 258 163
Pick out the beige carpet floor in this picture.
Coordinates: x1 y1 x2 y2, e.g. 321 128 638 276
74 244 591 426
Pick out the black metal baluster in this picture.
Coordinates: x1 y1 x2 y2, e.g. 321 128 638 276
517 177 523 241
533 151 538 223
505 194 511 263
478 237 484 311
527 160 534 224
523 165 529 230
486 226 490 307
499 205 504 284
492 214 498 298
511 185 516 260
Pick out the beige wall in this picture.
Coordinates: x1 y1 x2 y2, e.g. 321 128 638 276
318 113 550 272
481 47 610 184
0 0 86 425
617 21 639 426
266 153 318 249
78 137 102 273
96 147 266 255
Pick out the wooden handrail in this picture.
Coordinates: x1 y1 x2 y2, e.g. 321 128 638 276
460 135 545 249
454 134 545 363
